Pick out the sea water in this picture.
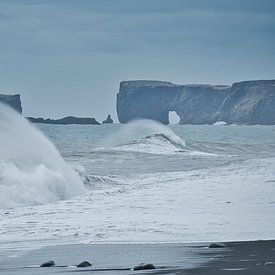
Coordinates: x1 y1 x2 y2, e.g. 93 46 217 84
0 105 275 253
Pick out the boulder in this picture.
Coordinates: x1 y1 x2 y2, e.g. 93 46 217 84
133 263 156 270
208 243 226 248
40 260 55 267
77 261 92 267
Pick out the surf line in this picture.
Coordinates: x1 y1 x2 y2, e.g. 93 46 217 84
0 266 132 272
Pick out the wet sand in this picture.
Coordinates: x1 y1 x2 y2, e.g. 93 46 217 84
0 240 275 274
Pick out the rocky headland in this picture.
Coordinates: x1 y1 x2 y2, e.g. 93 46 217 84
116 80 275 125
27 116 100 125
0 94 22 113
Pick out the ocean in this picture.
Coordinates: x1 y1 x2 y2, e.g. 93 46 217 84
1 104 275 255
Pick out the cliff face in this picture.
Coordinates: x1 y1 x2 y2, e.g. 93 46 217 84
116 80 275 125
217 80 275 125
0 94 22 113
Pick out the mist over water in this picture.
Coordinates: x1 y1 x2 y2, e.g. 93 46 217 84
98 119 186 150
0 103 85 208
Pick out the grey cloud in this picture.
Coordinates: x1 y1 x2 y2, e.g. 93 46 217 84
0 0 274 120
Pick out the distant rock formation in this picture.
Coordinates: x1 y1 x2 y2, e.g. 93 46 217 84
102 114 113 124
27 116 100 125
116 80 275 125
0 94 22 113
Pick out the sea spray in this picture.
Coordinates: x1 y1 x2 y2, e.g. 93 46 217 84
0 103 86 208
98 119 186 148
96 120 220 156
95 119 186 155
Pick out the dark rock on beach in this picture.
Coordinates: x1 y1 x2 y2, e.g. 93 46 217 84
1 241 275 274
209 243 226 248
27 116 101 125
116 79 275 125
77 261 92 267
133 263 156 270
0 94 22 113
102 114 114 124
40 260 55 267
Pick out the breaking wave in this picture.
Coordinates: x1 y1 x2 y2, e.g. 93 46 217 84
0 103 86 208
96 119 186 155
116 133 186 155
97 120 217 156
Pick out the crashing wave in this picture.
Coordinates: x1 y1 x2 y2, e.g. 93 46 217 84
0 103 86 208
116 133 186 155
96 119 186 155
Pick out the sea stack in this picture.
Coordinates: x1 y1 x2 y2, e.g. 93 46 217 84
102 114 114 124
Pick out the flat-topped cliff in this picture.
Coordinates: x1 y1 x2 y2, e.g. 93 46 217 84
0 94 22 113
116 80 275 125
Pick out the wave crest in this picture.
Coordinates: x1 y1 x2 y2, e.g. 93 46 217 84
117 133 186 155
97 119 186 155
0 103 85 208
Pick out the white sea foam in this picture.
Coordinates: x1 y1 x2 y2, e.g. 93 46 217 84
115 133 185 155
98 119 186 148
1 114 275 254
0 103 85 208
98 120 218 156
213 121 228 126
1 157 274 247
97 119 189 155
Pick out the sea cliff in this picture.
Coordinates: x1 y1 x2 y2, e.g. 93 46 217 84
0 94 22 113
116 80 275 125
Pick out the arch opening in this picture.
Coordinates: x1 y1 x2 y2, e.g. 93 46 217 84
168 111 180 124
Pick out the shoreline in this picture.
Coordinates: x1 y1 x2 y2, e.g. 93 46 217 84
1 236 275 257
1 240 275 274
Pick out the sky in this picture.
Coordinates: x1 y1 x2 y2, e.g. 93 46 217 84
0 0 274 121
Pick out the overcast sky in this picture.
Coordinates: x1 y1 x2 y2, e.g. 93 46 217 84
0 0 274 121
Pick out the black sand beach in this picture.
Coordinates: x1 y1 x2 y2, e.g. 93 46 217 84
1 240 275 274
